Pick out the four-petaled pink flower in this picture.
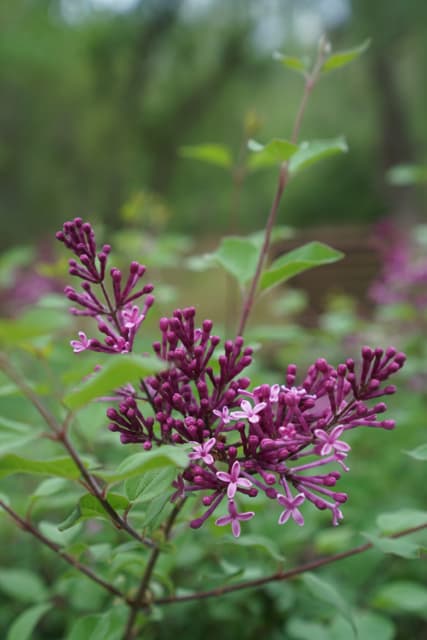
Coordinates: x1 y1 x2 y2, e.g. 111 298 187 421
70 331 91 353
230 399 267 424
314 426 351 457
213 406 231 424
121 304 145 329
277 492 305 526
215 499 255 537
216 460 252 498
189 437 216 465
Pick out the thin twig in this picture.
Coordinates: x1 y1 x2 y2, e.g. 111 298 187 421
123 498 187 639
153 521 427 605
237 43 329 337
0 353 154 549
0 499 130 603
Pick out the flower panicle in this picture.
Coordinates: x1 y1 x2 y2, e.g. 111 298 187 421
58 219 407 539
57 218 154 353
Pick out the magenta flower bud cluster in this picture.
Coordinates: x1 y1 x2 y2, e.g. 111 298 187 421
56 218 154 353
58 219 406 538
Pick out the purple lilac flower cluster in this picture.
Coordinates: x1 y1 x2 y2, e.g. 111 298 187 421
58 219 406 538
56 218 154 353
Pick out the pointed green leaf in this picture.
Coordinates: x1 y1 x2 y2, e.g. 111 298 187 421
0 417 43 455
180 144 233 169
248 138 298 169
302 573 356 636
260 242 343 293
58 492 129 531
387 164 427 186
0 569 49 603
376 509 427 534
125 466 176 502
89 605 131 640
0 307 69 345
289 137 348 175
0 454 83 480
33 477 69 498
66 615 99 640
371 581 427 614
63 354 163 410
98 444 190 484
210 236 260 287
362 532 421 559
322 39 371 72
6 602 51 640
273 51 309 75
404 443 427 460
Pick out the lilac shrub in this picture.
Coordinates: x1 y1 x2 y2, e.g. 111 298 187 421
57 217 406 538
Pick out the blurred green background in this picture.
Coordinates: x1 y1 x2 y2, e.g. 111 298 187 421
1 0 427 250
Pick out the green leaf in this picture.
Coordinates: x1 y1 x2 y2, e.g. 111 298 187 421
404 443 427 461
302 573 356 636
58 493 130 530
179 144 233 169
387 164 427 186
289 137 348 175
33 477 69 498
6 602 51 640
322 39 370 72
372 581 427 614
209 236 260 287
125 466 176 502
260 242 343 293
0 307 68 345
0 569 49 604
99 444 190 484
0 454 83 480
63 354 163 410
273 51 309 75
0 417 43 454
362 532 421 559
286 617 330 640
329 611 395 640
39 520 82 546
66 615 99 640
89 605 131 640
376 509 427 534
248 138 298 169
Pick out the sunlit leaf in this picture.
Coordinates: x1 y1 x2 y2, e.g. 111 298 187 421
273 51 309 75
302 573 356 636
6 602 51 640
289 137 348 175
63 354 163 410
248 138 298 169
322 39 370 72
89 605 133 640
260 242 343 293
329 611 395 640
66 615 99 640
286 617 330 640
180 144 233 169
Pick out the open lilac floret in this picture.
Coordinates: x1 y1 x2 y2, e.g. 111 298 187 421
58 219 406 538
